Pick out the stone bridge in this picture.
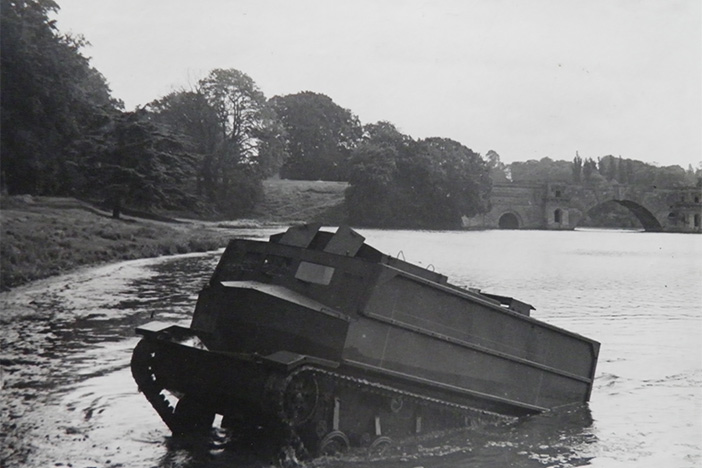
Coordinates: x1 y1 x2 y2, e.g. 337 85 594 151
462 182 702 233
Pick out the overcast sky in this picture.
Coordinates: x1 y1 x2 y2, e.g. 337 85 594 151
54 0 701 168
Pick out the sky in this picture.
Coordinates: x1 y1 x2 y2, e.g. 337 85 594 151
54 0 701 168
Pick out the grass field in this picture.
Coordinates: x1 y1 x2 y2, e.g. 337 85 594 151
251 179 348 223
0 179 348 290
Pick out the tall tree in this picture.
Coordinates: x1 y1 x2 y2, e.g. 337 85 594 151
69 110 202 215
583 157 595 184
196 69 277 213
147 90 222 200
1 0 121 195
147 90 220 156
486 150 510 183
572 152 583 183
346 122 408 225
271 92 362 181
199 69 268 164
147 69 279 215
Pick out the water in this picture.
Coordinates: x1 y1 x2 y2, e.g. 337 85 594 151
1 228 700 468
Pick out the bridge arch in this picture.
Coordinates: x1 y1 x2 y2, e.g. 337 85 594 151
464 182 700 232
583 199 662 231
554 208 563 224
498 211 522 229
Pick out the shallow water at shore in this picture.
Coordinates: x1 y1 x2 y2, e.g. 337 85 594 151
1 228 700 467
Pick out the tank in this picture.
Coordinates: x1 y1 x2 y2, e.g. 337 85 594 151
131 224 599 458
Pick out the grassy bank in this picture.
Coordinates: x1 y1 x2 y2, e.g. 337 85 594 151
0 180 348 291
0 196 239 291
251 179 348 223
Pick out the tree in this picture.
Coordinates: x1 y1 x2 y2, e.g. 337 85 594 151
597 157 606 177
345 122 405 225
147 69 278 215
147 90 220 198
603 155 617 181
197 69 278 213
69 110 202 215
198 68 268 160
653 165 687 188
485 150 510 183
148 90 220 155
617 156 626 183
508 157 572 183
1 0 121 195
583 158 595 184
271 92 362 181
407 137 491 225
252 105 289 178
346 124 491 229
572 152 583 183
625 159 634 184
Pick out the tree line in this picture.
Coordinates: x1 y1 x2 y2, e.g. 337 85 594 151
0 0 492 227
2 1 699 229
499 153 700 188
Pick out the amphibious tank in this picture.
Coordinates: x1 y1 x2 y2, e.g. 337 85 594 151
131 224 599 457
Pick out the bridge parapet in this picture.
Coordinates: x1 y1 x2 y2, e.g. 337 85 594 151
462 182 701 233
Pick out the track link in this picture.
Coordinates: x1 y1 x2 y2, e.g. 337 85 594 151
273 365 514 458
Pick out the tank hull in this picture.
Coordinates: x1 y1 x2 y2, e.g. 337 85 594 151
345 270 598 413
132 322 511 456
131 225 599 458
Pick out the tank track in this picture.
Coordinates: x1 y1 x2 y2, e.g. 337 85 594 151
131 340 177 427
131 339 214 434
269 365 514 458
132 339 514 460
275 365 511 425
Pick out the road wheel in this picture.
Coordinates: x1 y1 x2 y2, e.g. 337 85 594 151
318 430 350 456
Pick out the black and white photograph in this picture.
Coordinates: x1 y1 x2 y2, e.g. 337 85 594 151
1 1 701 467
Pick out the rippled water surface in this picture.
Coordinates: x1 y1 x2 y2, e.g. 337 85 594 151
1 228 700 468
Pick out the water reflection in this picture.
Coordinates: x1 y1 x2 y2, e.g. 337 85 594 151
1 254 219 393
117 255 220 320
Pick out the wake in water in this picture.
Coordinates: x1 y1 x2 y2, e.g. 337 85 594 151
131 404 595 468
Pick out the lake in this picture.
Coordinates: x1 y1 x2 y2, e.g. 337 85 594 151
1 228 700 467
